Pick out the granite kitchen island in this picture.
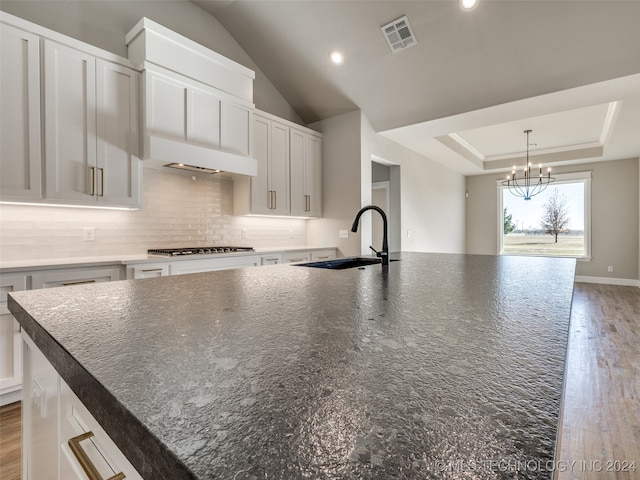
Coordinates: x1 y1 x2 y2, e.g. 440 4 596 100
9 252 576 480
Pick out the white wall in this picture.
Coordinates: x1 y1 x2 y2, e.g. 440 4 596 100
308 110 466 257
0 168 307 262
361 115 466 254
0 0 303 124
466 158 640 282
307 111 363 257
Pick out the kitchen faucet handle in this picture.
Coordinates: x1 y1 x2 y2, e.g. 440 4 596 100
369 245 381 256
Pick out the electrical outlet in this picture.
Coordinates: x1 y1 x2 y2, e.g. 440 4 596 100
83 227 95 242
241 229 248 239
339 230 349 239
607 265 614 272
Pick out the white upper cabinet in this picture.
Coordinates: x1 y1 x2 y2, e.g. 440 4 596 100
43 40 98 202
44 41 140 207
244 113 289 215
96 59 140 206
0 13 141 208
0 23 42 200
235 110 322 218
290 128 322 217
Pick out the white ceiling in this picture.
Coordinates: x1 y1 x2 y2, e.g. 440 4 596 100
193 0 640 176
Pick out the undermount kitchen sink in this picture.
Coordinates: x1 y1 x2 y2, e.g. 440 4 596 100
294 257 399 270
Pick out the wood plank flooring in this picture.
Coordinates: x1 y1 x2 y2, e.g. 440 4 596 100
0 401 21 480
555 283 640 480
0 283 637 480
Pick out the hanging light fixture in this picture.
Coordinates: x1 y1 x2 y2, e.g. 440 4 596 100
502 129 555 200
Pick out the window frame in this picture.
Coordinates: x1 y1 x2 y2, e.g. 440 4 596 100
497 171 592 260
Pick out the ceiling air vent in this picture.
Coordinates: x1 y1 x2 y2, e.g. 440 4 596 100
381 15 417 53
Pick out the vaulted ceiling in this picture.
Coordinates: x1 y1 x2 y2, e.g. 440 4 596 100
193 1 640 175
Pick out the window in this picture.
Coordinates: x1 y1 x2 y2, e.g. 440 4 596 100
497 172 591 259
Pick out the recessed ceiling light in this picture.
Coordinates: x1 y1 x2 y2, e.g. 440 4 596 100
459 0 479 11
329 50 344 65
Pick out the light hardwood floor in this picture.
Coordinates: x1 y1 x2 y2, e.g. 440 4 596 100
0 283 638 480
0 401 20 480
555 283 640 480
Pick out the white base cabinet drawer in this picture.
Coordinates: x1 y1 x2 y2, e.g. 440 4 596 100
31 267 122 289
281 252 311 264
170 255 261 275
310 249 336 261
60 381 142 480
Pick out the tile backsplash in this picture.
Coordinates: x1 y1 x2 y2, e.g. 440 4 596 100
0 168 307 262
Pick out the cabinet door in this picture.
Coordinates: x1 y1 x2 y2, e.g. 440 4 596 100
289 128 306 216
96 59 141 207
145 70 187 142
305 133 322 217
22 333 60 480
221 101 251 156
270 120 290 215
44 40 97 202
0 24 42 200
250 115 272 214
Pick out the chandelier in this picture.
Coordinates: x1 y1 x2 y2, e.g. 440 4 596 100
502 129 555 200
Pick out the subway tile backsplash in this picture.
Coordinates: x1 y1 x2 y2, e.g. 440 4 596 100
0 168 307 262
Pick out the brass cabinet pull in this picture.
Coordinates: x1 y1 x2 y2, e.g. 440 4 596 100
62 280 96 286
316 256 330 260
141 268 163 273
268 190 273 209
99 168 105 196
89 167 96 196
68 431 126 480
273 190 277 209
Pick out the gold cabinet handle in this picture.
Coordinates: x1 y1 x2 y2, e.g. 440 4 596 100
99 168 105 197
62 280 97 286
316 256 331 260
141 268 163 272
68 431 126 480
268 190 273 209
89 167 96 196
273 190 277 210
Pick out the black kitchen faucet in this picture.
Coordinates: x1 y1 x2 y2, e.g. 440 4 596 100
351 205 389 266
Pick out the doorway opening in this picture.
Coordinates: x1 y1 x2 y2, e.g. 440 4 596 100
371 157 401 252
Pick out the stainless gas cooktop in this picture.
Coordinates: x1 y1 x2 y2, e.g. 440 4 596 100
147 247 254 257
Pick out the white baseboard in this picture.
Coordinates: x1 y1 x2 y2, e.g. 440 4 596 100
575 275 640 287
0 388 21 406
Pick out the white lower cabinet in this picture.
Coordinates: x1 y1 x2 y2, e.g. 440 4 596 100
1 265 122 406
22 333 142 480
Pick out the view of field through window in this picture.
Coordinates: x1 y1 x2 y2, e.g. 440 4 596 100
502 183 585 257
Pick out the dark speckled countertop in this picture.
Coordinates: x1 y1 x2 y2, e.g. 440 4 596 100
9 252 576 480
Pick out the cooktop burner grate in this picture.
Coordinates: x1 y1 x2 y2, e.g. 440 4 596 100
147 247 255 257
